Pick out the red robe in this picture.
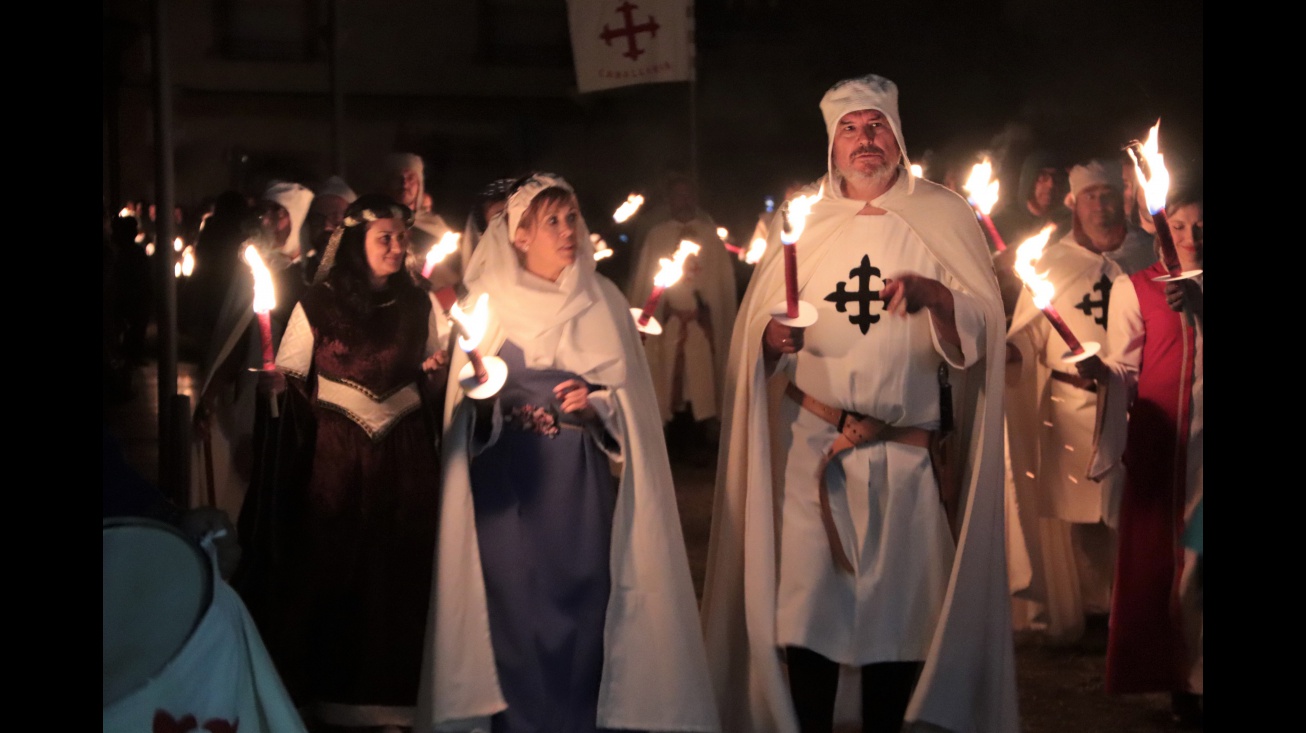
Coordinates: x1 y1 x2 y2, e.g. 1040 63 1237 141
1105 260 1197 694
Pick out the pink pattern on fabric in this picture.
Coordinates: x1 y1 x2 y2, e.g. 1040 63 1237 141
507 404 561 438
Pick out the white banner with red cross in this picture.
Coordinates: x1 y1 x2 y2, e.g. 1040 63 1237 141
566 0 694 93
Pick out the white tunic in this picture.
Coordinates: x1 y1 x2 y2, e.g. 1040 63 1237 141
1007 235 1127 524
775 213 987 665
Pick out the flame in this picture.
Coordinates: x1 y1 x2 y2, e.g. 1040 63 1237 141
591 232 613 261
243 244 277 313
780 192 820 245
174 261 182 278
612 193 645 223
910 164 923 178
745 236 767 265
173 236 184 252
1012 224 1059 309
425 231 458 267
963 158 1000 215
1128 120 1170 216
144 241 155 256
181 246 195 277
653 239 702 288
118 207 132 218
451 292 491 352
716 226 730 241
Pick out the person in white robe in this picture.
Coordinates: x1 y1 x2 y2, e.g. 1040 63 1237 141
628 174 738 429
192 180 315 519
1004 160 1157 645
415 173 719 733
700 73 1018 733
382 152 459 288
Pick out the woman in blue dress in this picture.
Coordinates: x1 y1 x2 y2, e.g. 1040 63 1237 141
417 174 719 733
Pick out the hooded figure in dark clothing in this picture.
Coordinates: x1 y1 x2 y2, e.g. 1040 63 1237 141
990 151 1072 321
992 151 1071 249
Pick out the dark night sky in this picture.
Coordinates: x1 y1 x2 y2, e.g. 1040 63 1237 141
636 0 1205 235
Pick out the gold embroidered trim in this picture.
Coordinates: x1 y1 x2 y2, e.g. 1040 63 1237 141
319 374 411 402
318 400 419 443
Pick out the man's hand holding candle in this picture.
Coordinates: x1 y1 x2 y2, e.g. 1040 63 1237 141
763 318 805 362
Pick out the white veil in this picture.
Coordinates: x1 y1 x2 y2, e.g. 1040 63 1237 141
461 173 628 388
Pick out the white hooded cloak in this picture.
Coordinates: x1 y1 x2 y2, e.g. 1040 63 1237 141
700 74 1018 733
415 175 719 733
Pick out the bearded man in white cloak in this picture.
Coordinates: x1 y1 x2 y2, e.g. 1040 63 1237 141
700 74 1019 733
1004 161 1157 647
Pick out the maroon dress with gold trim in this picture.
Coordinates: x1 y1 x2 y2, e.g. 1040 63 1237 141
255 281 443 725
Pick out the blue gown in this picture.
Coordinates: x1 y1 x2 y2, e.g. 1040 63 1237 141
470 341 623 733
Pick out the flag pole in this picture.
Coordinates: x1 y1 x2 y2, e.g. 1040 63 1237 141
689 78 698 187
688 1 698 187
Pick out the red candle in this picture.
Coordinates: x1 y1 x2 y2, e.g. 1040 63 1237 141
638 285 665 327
978 212 1007 253
465 345 489 384
433 286 458 313
257 311 275 369
783 242 799 318
1040 304 1085 355
1149 208 1184 278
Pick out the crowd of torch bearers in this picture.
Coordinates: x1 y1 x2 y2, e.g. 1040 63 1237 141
176 117 1197 414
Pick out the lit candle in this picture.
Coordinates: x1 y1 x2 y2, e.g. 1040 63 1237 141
1013 224 1085 355
450 293 492 384
779 193 819 318
745 236 767 265
638 239 701 327
591 232 613 261
910 163 924 179
1127 120 1183 278
613 193 645 224
243 245 278 369
963 157 1007 252
422 231 462 280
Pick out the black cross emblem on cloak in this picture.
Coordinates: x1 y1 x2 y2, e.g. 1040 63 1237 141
1073 274 1113 328
824 255 884 334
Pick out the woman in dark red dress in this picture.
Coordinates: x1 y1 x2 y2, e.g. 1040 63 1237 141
242 194 449 732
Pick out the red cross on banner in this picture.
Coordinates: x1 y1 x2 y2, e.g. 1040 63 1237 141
567 0 694 93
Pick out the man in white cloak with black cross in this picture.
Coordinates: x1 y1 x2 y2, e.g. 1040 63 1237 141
700 73 1019 733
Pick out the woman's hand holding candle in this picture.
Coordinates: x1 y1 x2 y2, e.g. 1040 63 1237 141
554 379 598 424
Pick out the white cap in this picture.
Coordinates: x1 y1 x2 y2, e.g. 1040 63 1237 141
1068 159 1122 201
316 175 357 203
819 74 913 194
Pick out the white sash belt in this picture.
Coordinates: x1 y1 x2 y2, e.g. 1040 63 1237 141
317 376 422 442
